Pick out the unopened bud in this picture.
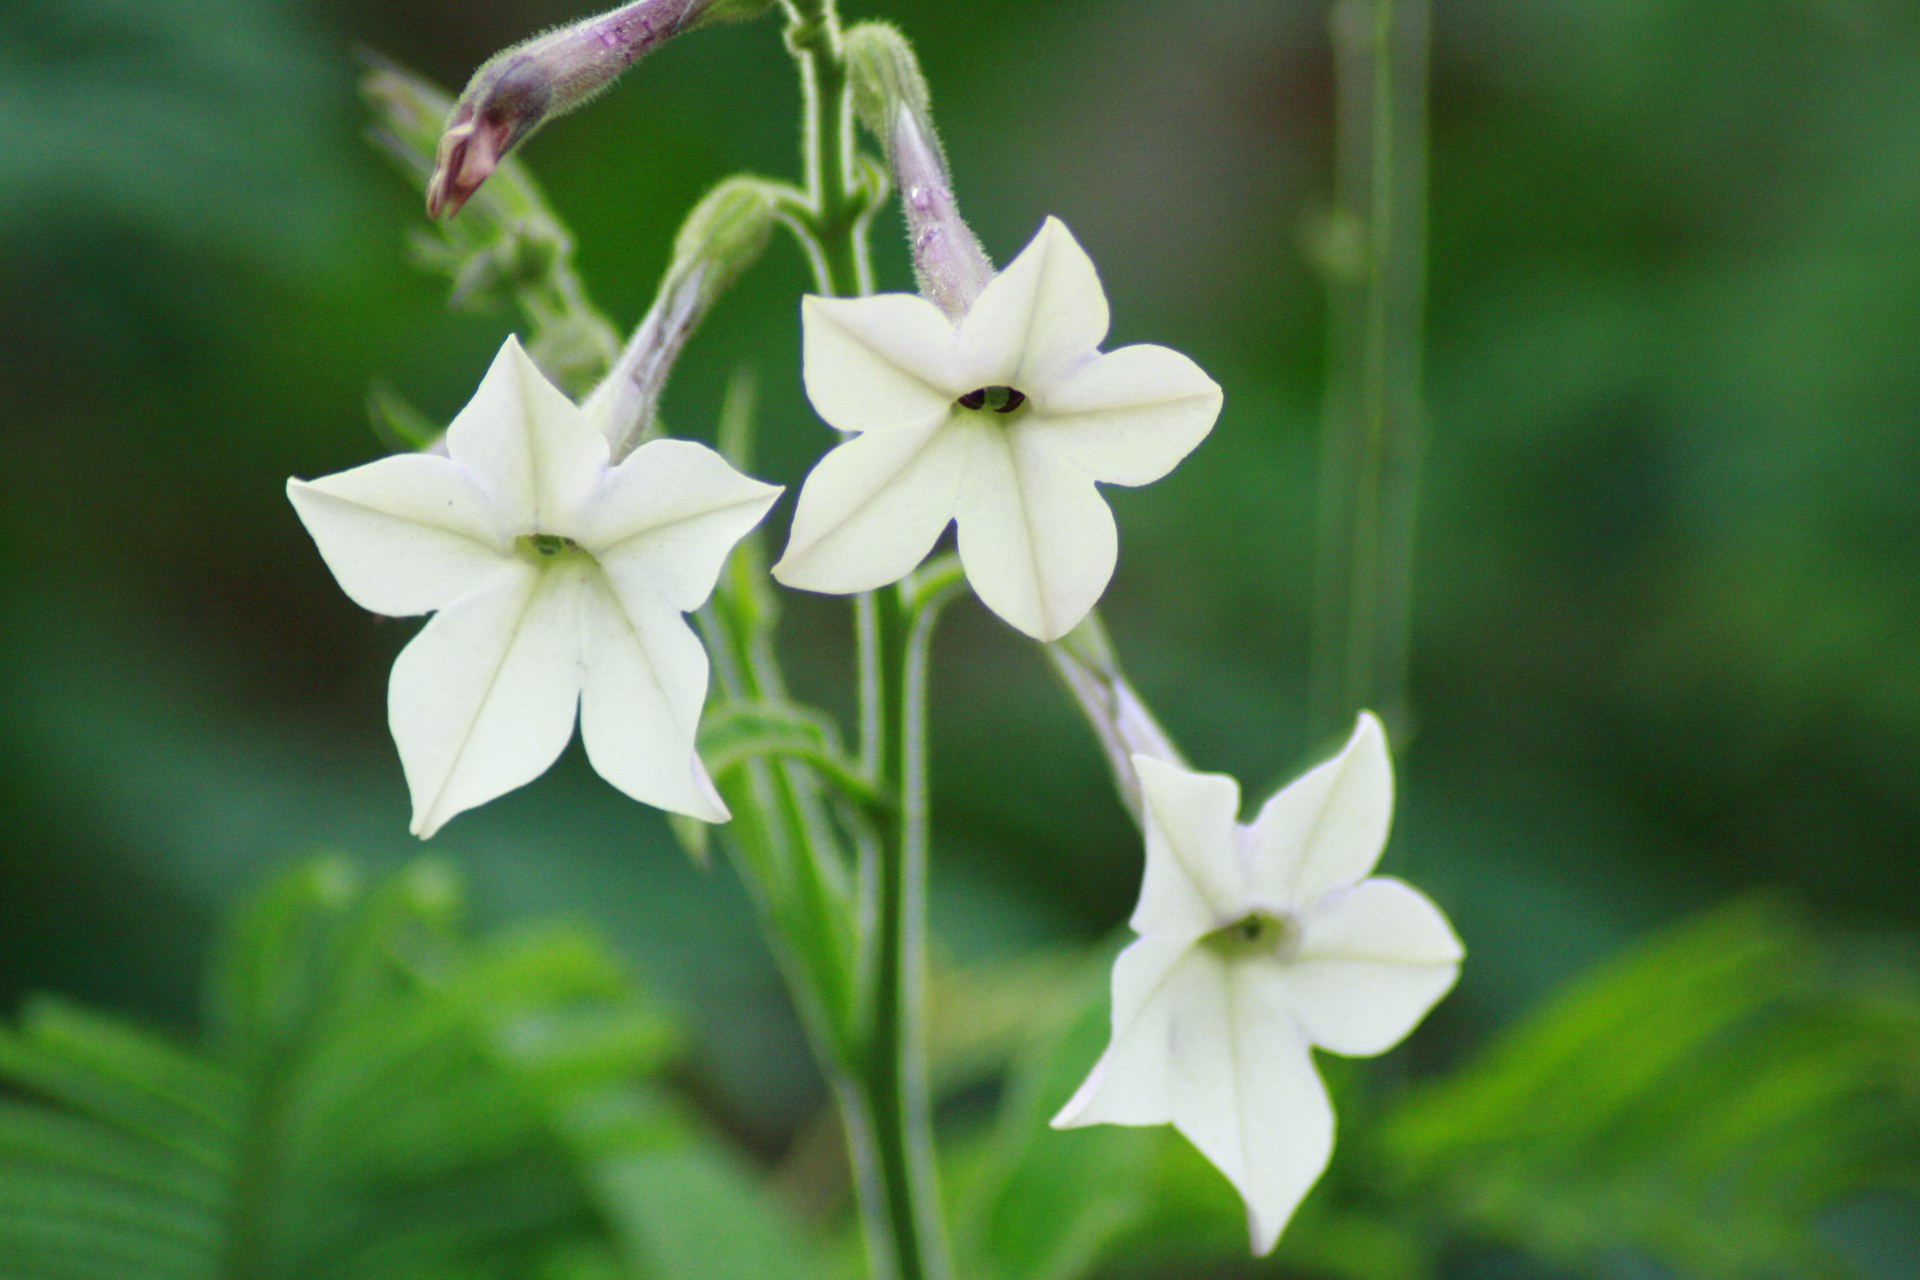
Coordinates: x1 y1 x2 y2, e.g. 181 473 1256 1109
584 177 778 455
845 23 993 321
428 0 770 219
890 107 994 321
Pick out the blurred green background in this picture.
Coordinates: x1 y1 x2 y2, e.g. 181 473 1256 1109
2 0 1916 1275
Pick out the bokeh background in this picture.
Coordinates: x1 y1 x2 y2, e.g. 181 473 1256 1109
2 0 1916 1274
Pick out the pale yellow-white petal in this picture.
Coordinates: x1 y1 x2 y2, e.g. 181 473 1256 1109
959 217 1110 389
287 454 508 617
1243 712 1395 911
1281 877 1463 1057
1167 953 1335 1258
802 294 967 435
579 439 782 613
953 422 1115 641
444 336 609 530
577 571 728 823
1050 933 1192 1129
1131 755 1244 936
1028 343 1222 487
390 559 588 839
773 415 968 595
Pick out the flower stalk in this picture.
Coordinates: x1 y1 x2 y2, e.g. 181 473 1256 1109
778 5 947 1278
1309 0 1432 746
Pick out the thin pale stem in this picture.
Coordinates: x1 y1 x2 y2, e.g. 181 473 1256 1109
1309 0 1431 746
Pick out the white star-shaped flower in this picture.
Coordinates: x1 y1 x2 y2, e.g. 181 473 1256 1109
1052 714 1463 1255
288 337 781 837
772 217 1223 641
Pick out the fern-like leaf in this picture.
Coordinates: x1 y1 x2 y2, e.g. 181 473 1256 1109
0 857 823 1280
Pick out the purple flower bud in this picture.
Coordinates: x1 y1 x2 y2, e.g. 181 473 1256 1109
890 106 994 321
427 0 761 219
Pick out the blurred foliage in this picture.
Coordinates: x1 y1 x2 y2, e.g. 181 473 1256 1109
361 56 621 398
8 869 1911 1280
0 859 823 1280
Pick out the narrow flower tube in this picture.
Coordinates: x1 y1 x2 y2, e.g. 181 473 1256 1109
1044 614 1184 823
428 0 773 218
583 177 780 456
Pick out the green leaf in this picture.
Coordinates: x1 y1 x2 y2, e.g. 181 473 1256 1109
0 857 822 1280
1380 897 1920 1280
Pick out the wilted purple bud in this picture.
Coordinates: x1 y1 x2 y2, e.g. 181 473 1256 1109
427 0 771 219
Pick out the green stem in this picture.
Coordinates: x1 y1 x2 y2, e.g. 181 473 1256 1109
1308 0 1431 745
779 6 944 1279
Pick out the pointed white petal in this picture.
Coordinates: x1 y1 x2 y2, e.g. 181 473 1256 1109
802 295 966 434
444 336 609 530
773 415 967 594
390 560 587 838
953 422 1115 641
287 456 507 616
1131 755 1244 936
959 217 1110 389
579 439 782 613
1167 954 1335 1258
1029 343 1222 486
1244 712 1394 911
1282 877 1463 1057
1051 934 1193 1129
578 572 728 822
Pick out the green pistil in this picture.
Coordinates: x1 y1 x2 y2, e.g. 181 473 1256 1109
520 533 586 562
1202 910 1301 962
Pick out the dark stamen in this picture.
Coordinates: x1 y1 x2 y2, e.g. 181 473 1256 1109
958 385 1028 414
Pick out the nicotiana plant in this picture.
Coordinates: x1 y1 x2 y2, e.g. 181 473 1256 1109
284 1 1460 1275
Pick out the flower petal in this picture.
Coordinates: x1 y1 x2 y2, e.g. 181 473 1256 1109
390 559 587 838
802 294 966 435
1283 877 1463 1057
445 336 609 530
773 416 967 594
1243 712 1394 911
287 455 507 616
1168 953 1335 1257
579 439 782 613
1029 343 1222 486
1050 933 1192 1129
954 421 1116 641
959 217 1110 389
1131 755 1244 936
578 571 728 823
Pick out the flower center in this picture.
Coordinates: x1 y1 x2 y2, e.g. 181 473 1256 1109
1202 910 1303 963
519 533 588 562
957 385 1028 415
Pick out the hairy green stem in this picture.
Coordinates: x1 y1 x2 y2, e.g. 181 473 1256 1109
779 5 944 1279
1309 0 1431 745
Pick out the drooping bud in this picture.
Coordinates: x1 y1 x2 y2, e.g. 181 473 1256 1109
845 22 994 321
583 177 778 456
363 57 621 396
427 0 774 219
